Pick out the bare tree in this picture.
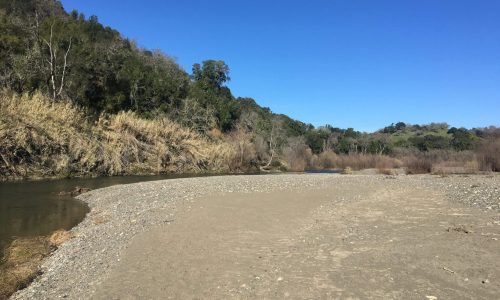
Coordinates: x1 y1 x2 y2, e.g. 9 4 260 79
358 133 371 155
372 133 390 155
261 118 285 170
179 98 217 134
346 137 359 155
326 133 339 152
263 121 277 169
41 22 72 100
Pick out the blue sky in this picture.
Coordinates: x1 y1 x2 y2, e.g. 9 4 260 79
61 0 500 132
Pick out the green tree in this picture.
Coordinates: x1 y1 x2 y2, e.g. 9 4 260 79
448 127 476 151
408 134 450 151
192 60 230 90
395 122 406 131
189 60 240 132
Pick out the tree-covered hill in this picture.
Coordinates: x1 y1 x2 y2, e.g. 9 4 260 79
1 0 499 178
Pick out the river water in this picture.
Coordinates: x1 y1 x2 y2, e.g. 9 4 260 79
0 174 218 260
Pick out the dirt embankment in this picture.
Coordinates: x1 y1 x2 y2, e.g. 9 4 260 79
12 174 500 299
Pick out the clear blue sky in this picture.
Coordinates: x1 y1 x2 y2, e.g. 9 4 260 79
61 0 500 132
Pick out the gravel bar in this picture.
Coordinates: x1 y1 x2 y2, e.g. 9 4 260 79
12 173 500 299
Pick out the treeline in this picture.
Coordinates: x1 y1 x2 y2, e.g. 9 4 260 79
1 0 499 179
0 0 306 134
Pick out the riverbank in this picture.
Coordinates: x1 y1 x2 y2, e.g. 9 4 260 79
0 92 242 182
0 173 262 261
2 173 255 299
11 174 500 299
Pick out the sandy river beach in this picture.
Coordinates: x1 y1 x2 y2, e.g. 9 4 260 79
13 174 500 299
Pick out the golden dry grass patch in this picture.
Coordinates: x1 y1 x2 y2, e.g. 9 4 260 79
0 91 238 180
48 230 75 247
0 237 52 299
0 229 75 299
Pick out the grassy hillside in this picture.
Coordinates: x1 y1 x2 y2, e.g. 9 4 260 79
0 91 239 180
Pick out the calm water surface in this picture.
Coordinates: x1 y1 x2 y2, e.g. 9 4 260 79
0 174 218 259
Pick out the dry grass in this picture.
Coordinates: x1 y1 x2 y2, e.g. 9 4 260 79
1 91 496 179
0 91 100 179
342 167 353 175
476 139 500 172
282 146 403 173
402 155 433 174
48 230 74 247
305 150 486 175
222 129 257 172
98 111 213 174
282 138 313 172
0 230 74 299
308 153 402 171
431 160 479 175
314 150 338 169
0 91 237 180
0 237 51 299
398 150 480 175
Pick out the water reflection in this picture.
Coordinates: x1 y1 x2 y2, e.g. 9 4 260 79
0 173 221 259
0 180 88 258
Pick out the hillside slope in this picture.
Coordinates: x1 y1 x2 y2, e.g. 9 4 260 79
0 92 236 180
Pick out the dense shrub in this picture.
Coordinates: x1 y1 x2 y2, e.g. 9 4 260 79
477 139 500 172
282 137 313 171
402 155 433 174
314 150 338 169
397 150 479 174
309 153 401 171
224 130 258 172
